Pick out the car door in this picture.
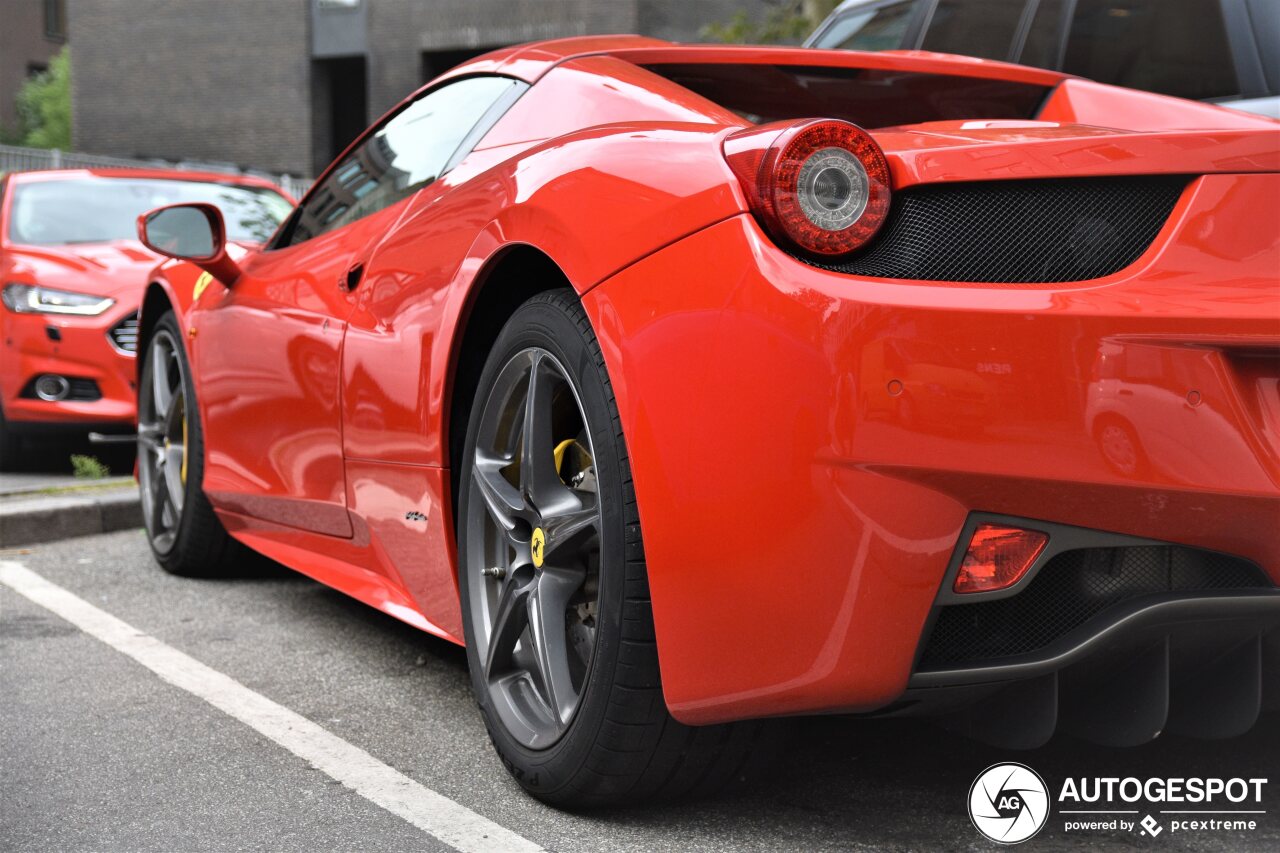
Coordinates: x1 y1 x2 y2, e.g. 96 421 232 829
192 76 523 538
192 114 434 536
339 75 526 465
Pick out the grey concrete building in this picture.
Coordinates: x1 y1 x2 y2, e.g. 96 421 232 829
70 0 763 178
1 0 68 138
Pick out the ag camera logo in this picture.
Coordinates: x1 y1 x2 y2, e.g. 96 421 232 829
969 763 1051 844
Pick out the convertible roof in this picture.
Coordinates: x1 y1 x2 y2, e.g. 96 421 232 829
437 36 1070 90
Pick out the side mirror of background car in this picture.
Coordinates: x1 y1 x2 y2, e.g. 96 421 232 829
138 203 242 286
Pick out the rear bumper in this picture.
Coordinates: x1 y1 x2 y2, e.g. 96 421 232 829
0 303 137 428
584 173 1280 726
902 598 1279 748
899 513 1278 747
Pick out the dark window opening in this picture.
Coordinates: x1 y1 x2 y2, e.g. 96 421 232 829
1018 0 1068 70
422 46 503 82
643 63 1051 128
1061 0 1239 100
311 56 368 178
920 0 1030 61
44 0 67 40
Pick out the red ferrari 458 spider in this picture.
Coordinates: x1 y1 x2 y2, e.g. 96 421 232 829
0 169 292 467
134 37 1280 806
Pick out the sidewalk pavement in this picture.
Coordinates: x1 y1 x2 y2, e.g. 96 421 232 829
0 472 133 497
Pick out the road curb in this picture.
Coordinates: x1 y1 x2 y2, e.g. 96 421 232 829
0 487 141 548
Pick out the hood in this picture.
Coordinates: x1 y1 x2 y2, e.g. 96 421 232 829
868 120 1280 188
1 239 162 300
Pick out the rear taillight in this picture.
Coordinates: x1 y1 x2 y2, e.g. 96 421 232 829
724 119 891 259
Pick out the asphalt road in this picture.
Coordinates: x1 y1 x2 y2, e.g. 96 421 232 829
2 529 1276 852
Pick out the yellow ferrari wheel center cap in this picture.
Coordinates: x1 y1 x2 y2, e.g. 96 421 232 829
530 527 546 568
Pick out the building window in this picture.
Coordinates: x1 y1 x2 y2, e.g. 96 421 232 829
44 0 67 41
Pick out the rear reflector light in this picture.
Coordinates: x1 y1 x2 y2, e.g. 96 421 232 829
953 524 1049 594
724 118 891 259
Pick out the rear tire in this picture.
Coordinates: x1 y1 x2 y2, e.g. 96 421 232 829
138 311 249 577
458 290 775 807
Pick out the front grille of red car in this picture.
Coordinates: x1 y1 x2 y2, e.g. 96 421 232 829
803 175 1189 284
917 545 1270 668
108 312 140 354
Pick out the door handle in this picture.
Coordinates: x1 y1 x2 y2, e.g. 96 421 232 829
340 262 364 292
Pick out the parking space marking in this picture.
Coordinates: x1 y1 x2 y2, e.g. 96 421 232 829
0 561 544 853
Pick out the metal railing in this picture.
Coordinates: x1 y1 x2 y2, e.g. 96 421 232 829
0 143 312 199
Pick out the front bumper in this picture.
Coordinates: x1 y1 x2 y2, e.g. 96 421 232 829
1 302 138 428
584 172 1280 727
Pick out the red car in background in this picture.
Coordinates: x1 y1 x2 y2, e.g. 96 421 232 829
134 38 1280 806
0 169 293 469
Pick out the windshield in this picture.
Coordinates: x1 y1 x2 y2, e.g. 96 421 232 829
7 176 293 247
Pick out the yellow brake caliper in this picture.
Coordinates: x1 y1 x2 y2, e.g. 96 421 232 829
553 438 593 488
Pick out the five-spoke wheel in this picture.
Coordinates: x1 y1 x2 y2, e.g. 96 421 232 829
459 290 771 807
137 312 243 576
466 347 603 749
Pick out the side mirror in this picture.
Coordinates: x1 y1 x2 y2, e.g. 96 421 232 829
137 203 241 286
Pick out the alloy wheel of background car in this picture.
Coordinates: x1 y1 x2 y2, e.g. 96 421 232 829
137 312 249 577
459 290 774 807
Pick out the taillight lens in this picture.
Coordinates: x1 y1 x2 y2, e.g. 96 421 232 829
724 119 891 258
953 524 1049 594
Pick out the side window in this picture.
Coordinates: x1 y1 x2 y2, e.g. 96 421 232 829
920 0 1031 61
1018 0 1067 71
285 75 520 246
814 0 922 52
1060 0 1239 101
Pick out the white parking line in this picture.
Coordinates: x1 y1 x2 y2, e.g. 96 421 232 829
0 560 545 853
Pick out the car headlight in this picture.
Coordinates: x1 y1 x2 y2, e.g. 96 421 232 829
1 283 115 316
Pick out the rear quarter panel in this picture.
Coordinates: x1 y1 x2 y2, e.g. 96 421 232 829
346 121 747 467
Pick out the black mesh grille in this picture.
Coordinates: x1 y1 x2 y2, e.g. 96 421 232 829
66 378 101 401
109 312 139 353
804 176 1188 284
919 546 1270 668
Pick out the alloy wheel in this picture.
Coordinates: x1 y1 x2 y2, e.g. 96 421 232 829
138 330 188 554
465 348 603 750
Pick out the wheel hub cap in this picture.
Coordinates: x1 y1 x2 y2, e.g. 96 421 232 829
530 527 546 568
